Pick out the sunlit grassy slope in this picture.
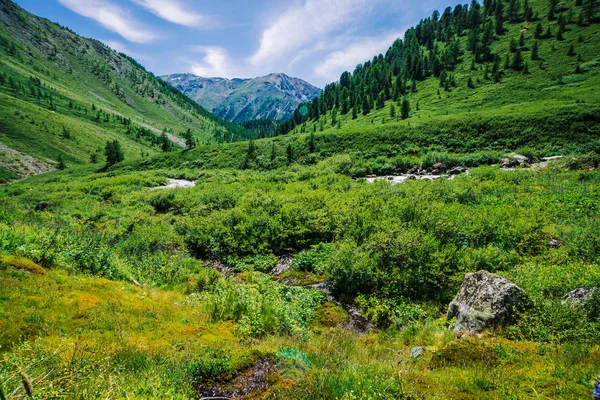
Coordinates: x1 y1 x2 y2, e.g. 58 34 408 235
0 0 250 181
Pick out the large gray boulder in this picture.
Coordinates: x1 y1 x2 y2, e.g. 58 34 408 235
447 271 530 333
563 287 597 307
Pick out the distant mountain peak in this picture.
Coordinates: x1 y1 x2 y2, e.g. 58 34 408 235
161 73 321 123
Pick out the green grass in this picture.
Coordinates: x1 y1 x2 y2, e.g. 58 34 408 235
0 1 250 181
1 0 600 397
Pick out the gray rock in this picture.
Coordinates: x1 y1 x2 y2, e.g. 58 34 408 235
547 238 564 248
271 254 293 275
447 270 530 333
447 166 468 175
410 347 425 359
501 158 520 169
432 163 447 172
563 287 597 307
510 154 531 164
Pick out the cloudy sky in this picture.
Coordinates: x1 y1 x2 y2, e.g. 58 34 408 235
14 0 450 87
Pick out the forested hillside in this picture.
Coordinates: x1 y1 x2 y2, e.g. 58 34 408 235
0 0 250 182
277 0 600 136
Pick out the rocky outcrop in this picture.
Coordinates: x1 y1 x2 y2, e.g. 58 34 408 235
562 287 597 307
447 271 530 333
501 153 537 169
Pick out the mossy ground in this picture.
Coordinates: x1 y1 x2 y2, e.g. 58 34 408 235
1 268 598 399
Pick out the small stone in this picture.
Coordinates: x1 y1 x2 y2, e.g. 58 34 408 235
410 346 425 359
563 287 597 307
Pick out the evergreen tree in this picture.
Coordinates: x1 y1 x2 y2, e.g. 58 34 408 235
568 43 575 56
495 0 505 34
376 92 385 109
508 0 521 21
401 98 410 119
247 139 256 157
548 0 558 20
352 105 358 119
523 0 534 20
308 131 316 153
183 128 195 149
390 104 396 118
556 24 565 40
270 142 277 164
534 23 544 38
512 49 524 70
160 131 171 152
583 0 596 24
104 140 124 166
531 41 540 59
577 10 585 25
57 155 66 170
341 87 349 114
468 77 475 88
362 95 371 115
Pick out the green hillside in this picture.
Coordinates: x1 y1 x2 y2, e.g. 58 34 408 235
131 0 600 176
277 0 600 142
0 0 250 182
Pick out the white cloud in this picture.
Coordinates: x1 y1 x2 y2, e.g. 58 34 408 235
132 0 209 28
250 0 380 67
58 0 157 43
189 46 237 78
314 31 404 83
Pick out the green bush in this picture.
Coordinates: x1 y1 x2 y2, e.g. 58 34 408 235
291 243 332 273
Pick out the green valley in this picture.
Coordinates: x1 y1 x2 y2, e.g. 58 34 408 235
1 0 600 398
0 0 250 182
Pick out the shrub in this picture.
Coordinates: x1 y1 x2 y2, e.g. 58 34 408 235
291 243 332 273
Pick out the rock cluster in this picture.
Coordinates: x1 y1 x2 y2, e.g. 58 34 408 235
447 271 599 334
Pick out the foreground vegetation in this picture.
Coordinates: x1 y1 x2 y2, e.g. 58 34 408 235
1 154 600 398
1 0 600 397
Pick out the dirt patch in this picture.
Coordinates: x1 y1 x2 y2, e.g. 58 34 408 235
197 359 276 399
0 143 54 183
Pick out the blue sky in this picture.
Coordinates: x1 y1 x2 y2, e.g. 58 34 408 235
14 0 451 87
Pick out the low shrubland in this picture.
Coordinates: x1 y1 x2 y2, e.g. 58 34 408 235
2 156 600 397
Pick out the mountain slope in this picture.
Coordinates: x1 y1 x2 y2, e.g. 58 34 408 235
0 0 251 182
137 0 600 174
161 73 321 123
276 0 600 138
